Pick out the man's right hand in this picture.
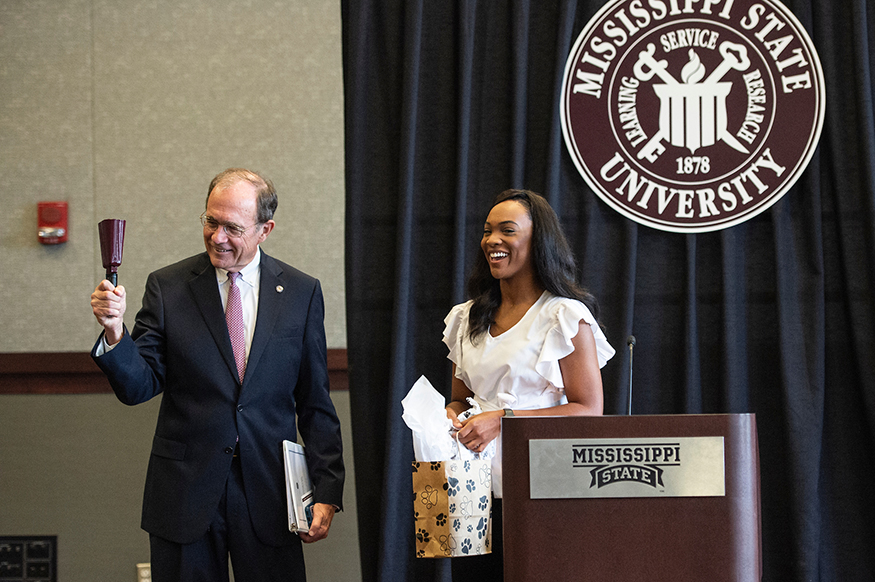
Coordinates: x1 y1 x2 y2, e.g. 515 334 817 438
91 280 126 346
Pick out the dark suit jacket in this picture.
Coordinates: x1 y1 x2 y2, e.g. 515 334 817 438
92 251 344 546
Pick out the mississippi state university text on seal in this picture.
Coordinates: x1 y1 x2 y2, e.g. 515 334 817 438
560 0 824 232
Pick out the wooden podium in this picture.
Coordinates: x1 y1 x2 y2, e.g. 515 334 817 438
501 414 761 581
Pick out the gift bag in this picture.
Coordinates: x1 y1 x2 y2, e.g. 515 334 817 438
411 457 492 558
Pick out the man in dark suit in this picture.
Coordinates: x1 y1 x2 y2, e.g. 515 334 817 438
90 168 344 581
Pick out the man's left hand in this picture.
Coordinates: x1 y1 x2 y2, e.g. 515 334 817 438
299 503 336 543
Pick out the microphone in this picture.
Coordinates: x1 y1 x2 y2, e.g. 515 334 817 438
626 335 636 415
98 219 126 286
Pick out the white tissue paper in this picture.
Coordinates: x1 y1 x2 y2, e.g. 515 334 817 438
401 376 456 462
401 376 497 462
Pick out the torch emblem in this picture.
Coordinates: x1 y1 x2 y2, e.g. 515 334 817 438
634 41 751 162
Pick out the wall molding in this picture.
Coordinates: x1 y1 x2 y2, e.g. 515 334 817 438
0 349 349 394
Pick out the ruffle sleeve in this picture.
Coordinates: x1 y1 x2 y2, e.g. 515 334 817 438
534 299 615 388
442 300 473 369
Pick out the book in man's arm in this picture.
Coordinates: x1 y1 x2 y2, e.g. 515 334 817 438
283 440 314 533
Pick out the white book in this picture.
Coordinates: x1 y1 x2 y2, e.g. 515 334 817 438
283 440 314 533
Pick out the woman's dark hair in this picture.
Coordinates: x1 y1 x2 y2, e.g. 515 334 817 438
466 189 599 342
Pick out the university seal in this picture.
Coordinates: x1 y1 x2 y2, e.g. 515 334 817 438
560 0 825 232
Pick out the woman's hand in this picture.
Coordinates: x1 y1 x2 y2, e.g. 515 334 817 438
447 365 503 452
445 406 464 431
456 410 503 453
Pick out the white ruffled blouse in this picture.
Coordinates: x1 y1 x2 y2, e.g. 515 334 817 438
442 290 615 496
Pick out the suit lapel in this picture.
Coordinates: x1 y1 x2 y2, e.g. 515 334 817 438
244 252 284 385
188 254 240 384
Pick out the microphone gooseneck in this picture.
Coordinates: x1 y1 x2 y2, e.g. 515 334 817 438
626 335 636 415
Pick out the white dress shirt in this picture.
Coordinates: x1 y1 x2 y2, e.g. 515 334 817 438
442 290 615 497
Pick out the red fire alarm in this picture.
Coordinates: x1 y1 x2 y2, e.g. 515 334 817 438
38 201 68 244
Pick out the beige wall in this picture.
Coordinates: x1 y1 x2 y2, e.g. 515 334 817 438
0 0 347 351
0 1 358 580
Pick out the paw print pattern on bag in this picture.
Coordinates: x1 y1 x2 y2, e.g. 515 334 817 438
438 534 453 556
416 528 430 544
479 464 491 487
477 517 488 539
459 496 474 517
419 485 440 509
411 456 492 558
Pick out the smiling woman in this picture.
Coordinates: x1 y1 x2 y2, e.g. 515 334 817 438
443 189 615 582
481 199 534 288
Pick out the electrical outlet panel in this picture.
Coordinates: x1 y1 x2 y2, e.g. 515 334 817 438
0 536 56 582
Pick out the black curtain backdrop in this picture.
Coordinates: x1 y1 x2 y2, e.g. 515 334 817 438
342 1 875 581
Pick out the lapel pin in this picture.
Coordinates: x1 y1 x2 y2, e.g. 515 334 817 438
276 285 284 293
